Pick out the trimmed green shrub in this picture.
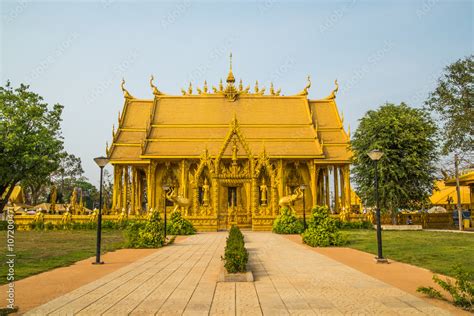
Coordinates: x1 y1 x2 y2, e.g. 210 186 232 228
417 267 473 312
26 219 130 231
125 211 165 248
166 211 196 235
302 205 345 247
335 220 373 230
272 207 304 234
222 225 248 273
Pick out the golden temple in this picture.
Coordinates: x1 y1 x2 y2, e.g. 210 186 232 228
107 56 351 231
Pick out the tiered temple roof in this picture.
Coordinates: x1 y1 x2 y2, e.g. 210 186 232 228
107 59 351 163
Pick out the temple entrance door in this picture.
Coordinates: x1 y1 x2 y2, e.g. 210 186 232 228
217 186 238 230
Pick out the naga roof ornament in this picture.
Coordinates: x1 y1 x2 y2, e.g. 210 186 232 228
323 79 339 100
150 75 164 96
121 78 134 99
295 75 311 96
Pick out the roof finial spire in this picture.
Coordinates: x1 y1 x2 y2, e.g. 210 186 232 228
226 53 235 84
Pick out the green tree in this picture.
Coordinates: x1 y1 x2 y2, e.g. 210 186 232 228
0 82 64 211
51 153 84 203
74 179 99 210
351 103 438 221
425 55 473 154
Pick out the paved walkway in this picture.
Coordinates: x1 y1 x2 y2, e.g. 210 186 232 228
26 232 449 315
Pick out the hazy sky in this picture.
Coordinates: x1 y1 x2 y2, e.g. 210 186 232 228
1 0 472 185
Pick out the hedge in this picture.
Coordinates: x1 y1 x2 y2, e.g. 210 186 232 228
222 225 248 273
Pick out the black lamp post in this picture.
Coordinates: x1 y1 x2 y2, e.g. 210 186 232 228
162 184 170 240
300 184 307 229
93 156 109 265
367 149 387 263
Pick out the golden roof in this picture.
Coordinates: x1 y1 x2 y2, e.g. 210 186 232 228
430 180 471 205
108 61 350 163
445 169 474 187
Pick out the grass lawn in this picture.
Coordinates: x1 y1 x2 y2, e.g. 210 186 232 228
0 229 126 284
342 230 474 281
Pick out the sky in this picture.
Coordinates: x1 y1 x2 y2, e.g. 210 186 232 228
1 0 472 186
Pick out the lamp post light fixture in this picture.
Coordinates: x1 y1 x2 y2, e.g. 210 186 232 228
367 149 387 263
93 156 109 265
300 184 307 229
162 184 170 240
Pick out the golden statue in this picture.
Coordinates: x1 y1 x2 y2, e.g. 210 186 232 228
118 208 128 223
61 208 72 224
278 187 303 208
202 178 210 207
50 185 57 213
260 178 268 206
166 187 191 214
70 188 77 214
89 208 98 222
34 209 45 223
231 138 238 163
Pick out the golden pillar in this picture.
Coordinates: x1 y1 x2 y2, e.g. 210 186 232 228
130 167 135 215
271 171 278 216
251 177 258 217
324 167 330 207
122 166 129 212
136 169 143 214
180 160 187 197
344 165 351 211
277 159 284 198
147 162 157 210
309 162 317 207
212 177 219 216
112 165 123 212
334 166 339 213
339 167 345 210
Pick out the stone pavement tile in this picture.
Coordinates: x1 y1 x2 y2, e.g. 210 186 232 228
24 246 175 315
245 232 450 316
130 234 216 315
182 235 225 316
156 234 222 315
90 234 208 315
209 282 235 316
255 253 315 314
48 256 167 315
236 282 262 316
251 254 289 315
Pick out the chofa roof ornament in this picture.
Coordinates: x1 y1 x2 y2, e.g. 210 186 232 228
121 78 134 99
322 79 339 100
295 75 311 96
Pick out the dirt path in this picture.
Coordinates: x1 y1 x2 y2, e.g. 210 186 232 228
283 234 470 315
0 236 187 314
